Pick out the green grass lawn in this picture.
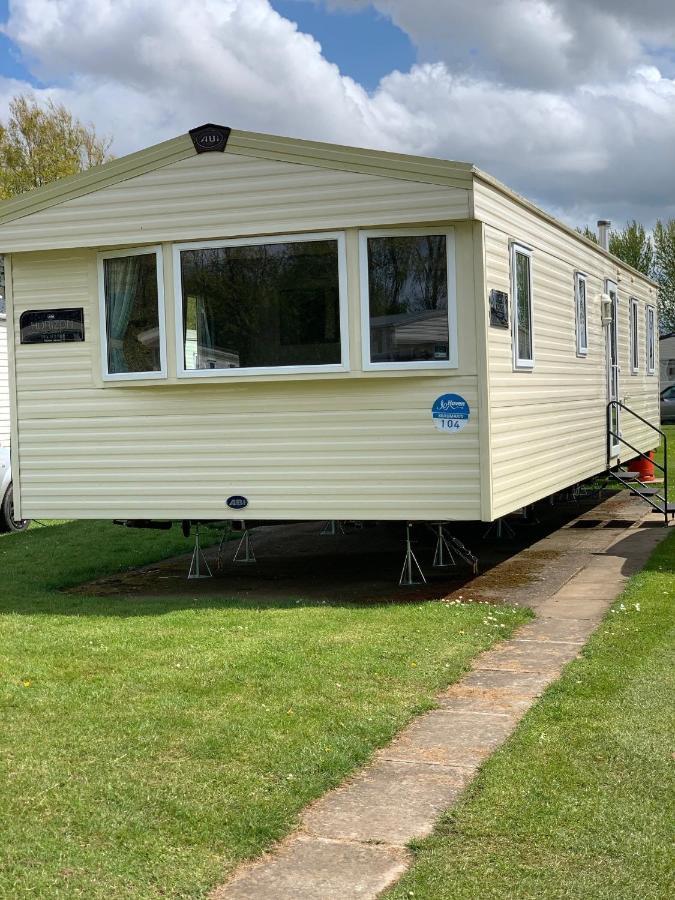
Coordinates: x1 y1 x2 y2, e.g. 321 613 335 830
386 529 675 900
0 520 528 899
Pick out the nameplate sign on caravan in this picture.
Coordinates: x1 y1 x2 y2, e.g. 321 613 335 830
19 308 85 344
432 394 470 433
226 495 249 510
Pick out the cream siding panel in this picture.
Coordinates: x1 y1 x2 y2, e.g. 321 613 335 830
10 237 481 521
476 181 660 518
0 319 9 446
0 153 470 253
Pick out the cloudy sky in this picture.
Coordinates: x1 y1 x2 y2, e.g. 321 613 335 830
0 0 673 228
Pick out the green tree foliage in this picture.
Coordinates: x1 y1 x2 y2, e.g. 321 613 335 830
653 220 675 331
577 219 675 331
609 220 654 276
576 225 598 244
0 94 112 198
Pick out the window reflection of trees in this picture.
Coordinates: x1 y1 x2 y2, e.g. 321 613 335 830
367 235 449 363
516 253 532 360
180 241 341 369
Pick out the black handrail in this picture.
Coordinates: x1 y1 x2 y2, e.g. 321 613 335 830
607 400 669 525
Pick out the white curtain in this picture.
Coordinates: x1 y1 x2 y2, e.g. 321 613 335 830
105 256 141 373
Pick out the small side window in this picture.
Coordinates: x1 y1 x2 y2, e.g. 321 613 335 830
629 297 639 374
511 243 534 369
574 272 588 356
98 247 166 380
646 305 656 375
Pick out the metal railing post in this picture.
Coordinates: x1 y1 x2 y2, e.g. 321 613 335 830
606 399 671 525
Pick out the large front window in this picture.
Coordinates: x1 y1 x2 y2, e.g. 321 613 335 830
360 230 456 369
98 247 165 379
176 233 347 375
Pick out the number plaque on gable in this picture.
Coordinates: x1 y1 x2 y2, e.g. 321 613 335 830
20 308 85 344
189 123 231 154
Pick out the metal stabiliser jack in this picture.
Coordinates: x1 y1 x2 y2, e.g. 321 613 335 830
483 517 516 540
430 522 457 568
233 526 257 564
188 524 212 580
399 523 426 586
444 529 479 575
320 520 345 536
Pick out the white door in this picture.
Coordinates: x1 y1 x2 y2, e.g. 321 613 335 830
605 280 620 457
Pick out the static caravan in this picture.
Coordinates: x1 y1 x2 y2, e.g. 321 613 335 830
1 289 23 532
0 124 667 539
0 296 8 450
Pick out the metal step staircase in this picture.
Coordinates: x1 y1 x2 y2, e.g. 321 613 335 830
607 400 673 525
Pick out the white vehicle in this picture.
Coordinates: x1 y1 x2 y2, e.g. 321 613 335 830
0 447 29 532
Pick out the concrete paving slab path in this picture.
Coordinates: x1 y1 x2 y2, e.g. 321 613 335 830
210 495 671 900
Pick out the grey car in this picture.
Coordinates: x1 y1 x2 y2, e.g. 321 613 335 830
661 385 675 424
0 447 30 532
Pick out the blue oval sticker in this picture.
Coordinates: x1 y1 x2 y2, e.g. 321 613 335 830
431 393 470 433
226 495 249 510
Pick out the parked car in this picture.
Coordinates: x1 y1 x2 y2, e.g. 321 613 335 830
661 385 675 424
0 447 29 532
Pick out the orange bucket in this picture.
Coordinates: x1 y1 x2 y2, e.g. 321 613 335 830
634 451 656 481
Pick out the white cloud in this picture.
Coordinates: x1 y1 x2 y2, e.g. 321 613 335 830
325 0 675 88
0 0 674 226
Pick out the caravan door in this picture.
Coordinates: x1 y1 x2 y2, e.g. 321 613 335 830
605 279 620 457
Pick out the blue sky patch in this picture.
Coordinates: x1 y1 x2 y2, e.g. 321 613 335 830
271 0 415 90
0 0 40 86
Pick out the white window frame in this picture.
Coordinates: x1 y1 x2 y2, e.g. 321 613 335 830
97 245 167 382
173 231 350 379
359 227 458 372
574 271 588 357
510 242 535 370
646 305 656 375
629 297 639 374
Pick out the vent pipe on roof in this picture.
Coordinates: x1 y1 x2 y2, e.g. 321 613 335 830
597 219 611 251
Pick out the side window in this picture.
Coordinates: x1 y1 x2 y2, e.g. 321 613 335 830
98 247 166 380
511 243 534 369
574 272 588 356
359 229 457 370
629 297 639 373
646 306 656 375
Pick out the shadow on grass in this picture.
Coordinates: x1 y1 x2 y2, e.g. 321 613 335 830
0 519 448 617
3 496 667 618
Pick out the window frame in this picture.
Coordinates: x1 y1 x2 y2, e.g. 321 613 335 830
646 305 656 375
358 227 458 372
97 245 167 382
173 231 350 379
574 271 588 357
629 297 639 374
510 242 535 370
